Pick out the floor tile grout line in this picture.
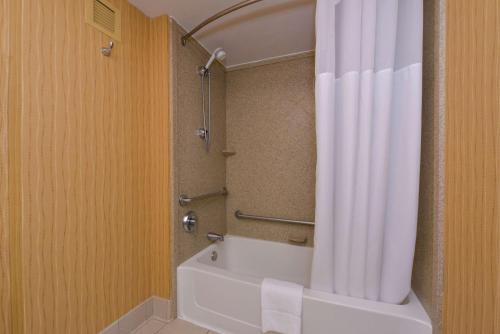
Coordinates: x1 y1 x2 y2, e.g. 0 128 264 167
151 327 164 334
130 318 168 334
151 322 167 334
130 320 148 334
133 318 212 334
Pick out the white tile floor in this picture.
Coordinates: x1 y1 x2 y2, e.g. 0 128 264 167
131 318 218 334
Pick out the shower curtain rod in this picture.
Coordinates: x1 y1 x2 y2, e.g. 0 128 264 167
181 0 266 46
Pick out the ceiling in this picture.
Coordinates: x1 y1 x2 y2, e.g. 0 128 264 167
128 0 316 69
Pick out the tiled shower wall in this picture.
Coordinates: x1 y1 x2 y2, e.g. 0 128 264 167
412 0 446 333
225 56 316 246
170 20 227 314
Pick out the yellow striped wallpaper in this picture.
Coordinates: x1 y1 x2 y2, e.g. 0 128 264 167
444 0 500 333
1 0 171 332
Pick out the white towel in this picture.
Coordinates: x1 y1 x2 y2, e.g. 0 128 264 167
261 278 303 334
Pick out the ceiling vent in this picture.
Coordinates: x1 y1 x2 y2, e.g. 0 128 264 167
85 0 121 41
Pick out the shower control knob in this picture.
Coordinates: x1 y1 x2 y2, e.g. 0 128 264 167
196 128 207 140
182 211 197 233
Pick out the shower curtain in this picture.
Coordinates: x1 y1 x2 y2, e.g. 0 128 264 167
311 0 423 304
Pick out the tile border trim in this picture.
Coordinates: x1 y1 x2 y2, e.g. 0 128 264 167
99 296 172 334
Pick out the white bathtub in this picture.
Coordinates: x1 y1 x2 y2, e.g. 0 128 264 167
178 235 432 334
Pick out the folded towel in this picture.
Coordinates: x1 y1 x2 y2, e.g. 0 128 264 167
261 278 303 334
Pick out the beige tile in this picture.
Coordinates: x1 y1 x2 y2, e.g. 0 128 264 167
153 297 171 320
132 319 166 334
118 302 148 333
226 56 316 246
146 298 154 319
157 319 208 334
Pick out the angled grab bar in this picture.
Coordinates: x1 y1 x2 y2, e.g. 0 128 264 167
234 210 314 226
179 187 228 206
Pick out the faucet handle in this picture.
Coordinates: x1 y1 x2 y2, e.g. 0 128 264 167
182 211 197 233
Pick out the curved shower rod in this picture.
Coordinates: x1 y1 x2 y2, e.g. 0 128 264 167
181 0 266 46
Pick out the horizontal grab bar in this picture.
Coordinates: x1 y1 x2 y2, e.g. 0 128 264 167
179 187 228 206
234 210 314 226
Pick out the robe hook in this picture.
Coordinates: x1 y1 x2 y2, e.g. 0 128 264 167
101 41 114 57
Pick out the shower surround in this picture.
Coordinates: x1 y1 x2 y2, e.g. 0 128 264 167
169 20 227 315
225 56 316 246
170 2 442 328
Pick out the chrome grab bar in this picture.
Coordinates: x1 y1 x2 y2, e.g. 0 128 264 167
234 210 314 226
179 187 228 206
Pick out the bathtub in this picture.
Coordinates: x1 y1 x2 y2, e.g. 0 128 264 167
178 235 432 334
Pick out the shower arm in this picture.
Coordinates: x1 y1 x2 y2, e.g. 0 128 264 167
181 0 266 46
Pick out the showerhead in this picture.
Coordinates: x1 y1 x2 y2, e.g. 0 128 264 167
215 48 226 61
202 47 226 73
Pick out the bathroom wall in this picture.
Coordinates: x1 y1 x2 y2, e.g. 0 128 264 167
443 0 499 333
2 0 171 332
225 56 316 246
1 0 12 332
170 20 227 312
2 0 21 331
411 0 445 333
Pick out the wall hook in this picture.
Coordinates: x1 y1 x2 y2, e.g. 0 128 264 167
101 41 114 57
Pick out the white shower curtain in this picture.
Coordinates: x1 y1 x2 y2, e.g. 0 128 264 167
311 0 423 304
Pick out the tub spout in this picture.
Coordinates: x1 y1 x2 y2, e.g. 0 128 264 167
207 232 224 242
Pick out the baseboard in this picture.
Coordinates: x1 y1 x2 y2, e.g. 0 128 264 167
99 296 172 334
